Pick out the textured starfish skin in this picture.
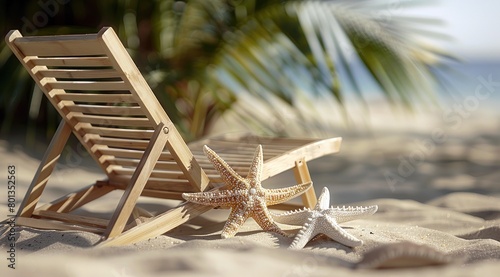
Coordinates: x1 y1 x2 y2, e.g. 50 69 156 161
182 145 312 238
273 187 377 249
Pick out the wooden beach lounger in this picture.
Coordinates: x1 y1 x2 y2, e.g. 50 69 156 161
5 27 342 246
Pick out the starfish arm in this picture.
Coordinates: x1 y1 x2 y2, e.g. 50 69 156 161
252 199 288 237
323 216 363 247
271 208 312 226
315 187 331 210
327 205 378 223
289 218 318 249
265 182 312 206
182 190 245 207
204 145 248 190
221 204 250 238
246 145 263 181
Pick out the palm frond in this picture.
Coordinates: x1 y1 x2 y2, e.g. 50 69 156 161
207 0 451 135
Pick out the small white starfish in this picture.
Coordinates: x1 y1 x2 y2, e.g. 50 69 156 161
273 187 377 249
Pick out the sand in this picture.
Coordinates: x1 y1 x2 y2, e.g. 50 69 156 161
0 192 499 276
1 105 499 276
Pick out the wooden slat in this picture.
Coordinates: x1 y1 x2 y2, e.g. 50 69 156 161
191 138 319 156
54 93 136 103
192 146 286 157
262 137 342 179
141 178 194 192
204 135 316 146
97 148 145 159
193 153 253 162
38 69 121 79
14 34 104 56
31 57 112 67
213 147 285 156
72 114 151 127
16 217 104 234
48 81 128 91
110 178 195 193
81 126 154 139
97 148 175 161
138 189 184 200
92 137 151 149
34 210 109 228
66 104 145 116
113 168 185 180
107 157 180 170
199 140 295 149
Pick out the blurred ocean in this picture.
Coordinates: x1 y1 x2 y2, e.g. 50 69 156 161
349 60 500 110
438 61 500 105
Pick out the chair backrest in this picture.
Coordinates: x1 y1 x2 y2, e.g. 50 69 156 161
6 27 209 193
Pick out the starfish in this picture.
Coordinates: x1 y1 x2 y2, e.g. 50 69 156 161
273 187 377 249
182 145 312 238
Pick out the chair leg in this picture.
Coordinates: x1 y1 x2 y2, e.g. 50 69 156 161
104 123 170 239
293 158 317 209
18 120 72 217
99 202 212 247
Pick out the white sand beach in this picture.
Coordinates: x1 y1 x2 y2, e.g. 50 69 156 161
1 103 499 276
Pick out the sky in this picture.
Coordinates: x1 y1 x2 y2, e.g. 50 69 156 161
405 0 500 61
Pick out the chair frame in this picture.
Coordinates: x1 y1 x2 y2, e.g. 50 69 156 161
4 27 342 246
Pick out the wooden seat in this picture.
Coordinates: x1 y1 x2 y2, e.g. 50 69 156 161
5 27 342 246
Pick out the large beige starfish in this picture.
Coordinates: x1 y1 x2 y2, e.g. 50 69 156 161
182 145 312 238
273 187 377 249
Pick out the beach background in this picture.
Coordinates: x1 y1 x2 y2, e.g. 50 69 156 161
1 0 500 276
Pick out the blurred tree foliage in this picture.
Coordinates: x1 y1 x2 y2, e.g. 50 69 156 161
0 0 451 143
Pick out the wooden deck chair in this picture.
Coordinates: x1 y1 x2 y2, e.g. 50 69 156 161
5 27 342 246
